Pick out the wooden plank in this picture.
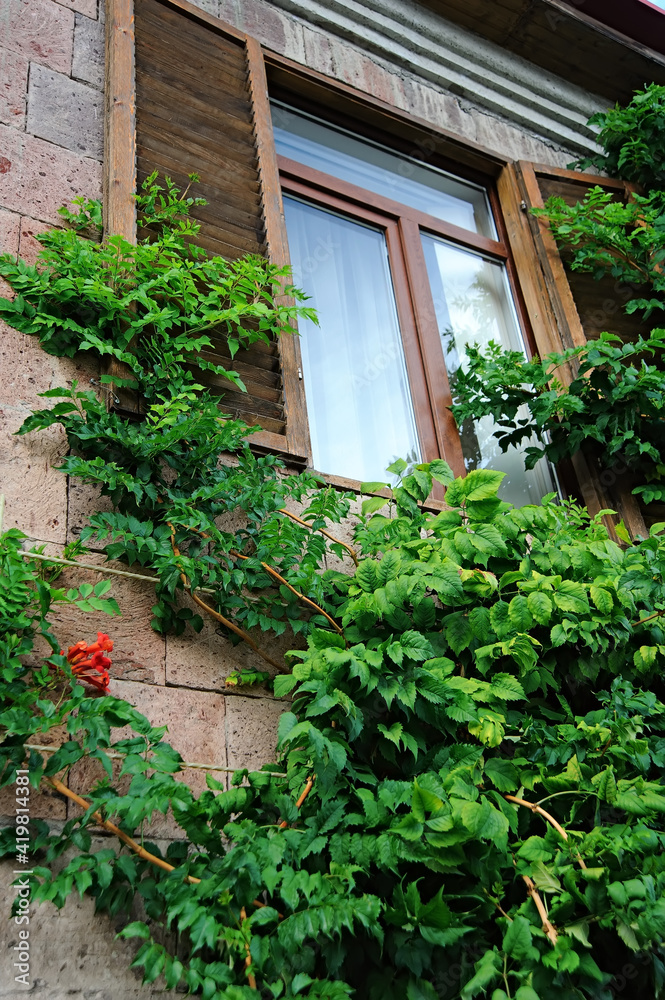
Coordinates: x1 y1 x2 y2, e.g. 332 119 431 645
496 164 564 363
135 125 262 201
135 100 258 164
135 63 255 128
528 163 626 191
104 0 141 415
138 0 247 64
516 161 588 353
105 0 136 241
398 216 466 476
246 35 312 464
141 0 246 43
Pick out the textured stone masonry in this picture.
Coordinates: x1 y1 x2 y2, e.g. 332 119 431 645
26 64 104 158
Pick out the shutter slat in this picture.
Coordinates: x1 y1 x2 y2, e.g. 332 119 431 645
134 0 296 445
516 160 648 538
107 0 312 461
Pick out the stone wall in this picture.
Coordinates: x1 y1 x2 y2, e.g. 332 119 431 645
0 0 605 995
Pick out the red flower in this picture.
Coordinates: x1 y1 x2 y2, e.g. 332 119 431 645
60 633 114 693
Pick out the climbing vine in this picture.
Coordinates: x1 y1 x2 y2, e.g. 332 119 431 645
451 84 665 506
2 148 665 999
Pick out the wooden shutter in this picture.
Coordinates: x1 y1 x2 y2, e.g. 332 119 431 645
499 161 648 536
104 0 310 463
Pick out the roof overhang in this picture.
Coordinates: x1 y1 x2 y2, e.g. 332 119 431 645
418 0 665 101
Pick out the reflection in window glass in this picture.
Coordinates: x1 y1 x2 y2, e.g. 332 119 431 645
273 102 495 238
421 234 557 506
284 196 420 483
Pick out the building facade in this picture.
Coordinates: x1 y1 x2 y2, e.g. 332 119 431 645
1 0 664 994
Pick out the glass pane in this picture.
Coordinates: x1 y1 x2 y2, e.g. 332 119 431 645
273 102 495 238
284 196 420 483
421 234 557 506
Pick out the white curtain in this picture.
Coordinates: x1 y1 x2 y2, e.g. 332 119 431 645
284 197 420 483
422 235 557 506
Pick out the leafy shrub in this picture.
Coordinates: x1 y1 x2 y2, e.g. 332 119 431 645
1 168 665 999
451 84 665 505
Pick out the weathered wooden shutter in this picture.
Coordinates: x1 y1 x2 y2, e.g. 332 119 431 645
499 161 648 535
516 162 645 351
105 0 310 462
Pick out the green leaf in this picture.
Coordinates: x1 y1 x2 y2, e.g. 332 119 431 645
428 459 455 486
489 673 525 702
527 591 553 625
529 861 562 894
362 496 390 516
461 798 510 845
509 595 533 632
461 470 505 502
503 915 539 961
590 586 613 614
553 579 589 614
484 758 519 792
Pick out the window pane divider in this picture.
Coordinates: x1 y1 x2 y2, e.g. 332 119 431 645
397 217 466 478
278 155 508 260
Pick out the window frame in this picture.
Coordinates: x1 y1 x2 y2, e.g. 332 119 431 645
275 137 539 486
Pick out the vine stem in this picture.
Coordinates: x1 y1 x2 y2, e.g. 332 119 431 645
20 548 218 593
168 527 288 673
278 508 359 566
504 794 587 869
240 907 257 989
230 550 345 637
44 776 202 884
44 775 272 915
26 743 286 778
278 775 315 829
522 875 558 946
632 607 665 627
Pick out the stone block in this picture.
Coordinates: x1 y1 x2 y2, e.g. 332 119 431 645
83 678 225 793
66 477 113 541
2 0 74 75
166 614 305 692
0 208 20 256
0 125 102 226
50 563 167 686
0 404 68 543
0 853 182 998
225 693 287 772
0 318 80 415
0 781 66 822
72 12 104 89
54 0 98 16
0 46 28 128
189 0 221 15
26 64 104 160
236 0 305 61
0 208 20 298
303 25 336 77
17 215 51 266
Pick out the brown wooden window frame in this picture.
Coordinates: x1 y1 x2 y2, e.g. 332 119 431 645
107 0 640 515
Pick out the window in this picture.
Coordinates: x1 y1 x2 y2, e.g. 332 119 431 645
272 104 556 504
107 0 632 517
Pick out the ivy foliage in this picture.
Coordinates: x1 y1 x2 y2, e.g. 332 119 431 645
4 472 665 998
1 159 665 998
0 173 352 642
451 84 665 504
